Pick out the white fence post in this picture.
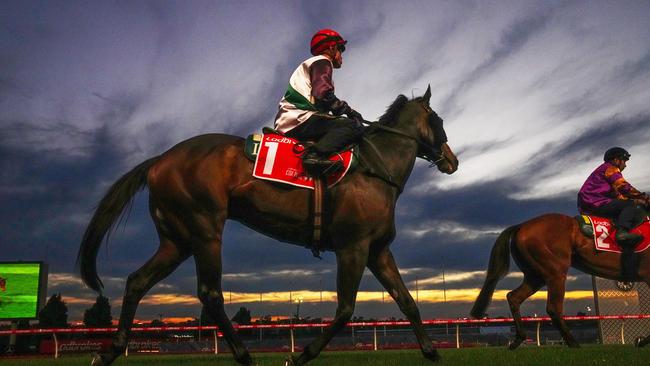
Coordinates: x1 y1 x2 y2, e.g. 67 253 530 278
621 320 625 344
53 332 59 359
214 330 218 354
373 326 378 351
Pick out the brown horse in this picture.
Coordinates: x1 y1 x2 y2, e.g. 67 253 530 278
470 211 650 349
78 85 458 366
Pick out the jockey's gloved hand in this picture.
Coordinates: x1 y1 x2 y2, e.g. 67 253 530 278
346 108 364 125
329 99 350 116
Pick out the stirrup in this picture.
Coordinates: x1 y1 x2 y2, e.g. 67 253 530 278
615 230 642 247
303 156 342 177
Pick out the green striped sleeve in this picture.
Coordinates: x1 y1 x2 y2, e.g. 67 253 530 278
284 84 317 111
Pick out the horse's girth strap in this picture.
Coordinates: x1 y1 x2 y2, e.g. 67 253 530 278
312 178 324 258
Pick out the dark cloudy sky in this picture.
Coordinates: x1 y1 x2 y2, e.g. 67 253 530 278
2 0 649 323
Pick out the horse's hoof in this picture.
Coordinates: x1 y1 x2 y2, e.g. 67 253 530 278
90 353 106 366
634 337 644 347
422 349 441 362
508 339 522 350
284 355 298 366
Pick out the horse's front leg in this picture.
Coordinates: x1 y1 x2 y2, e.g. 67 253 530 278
367 245 440 362
287 242 369 366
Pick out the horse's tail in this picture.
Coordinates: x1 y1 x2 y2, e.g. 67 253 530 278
470 224 520 318
77 156 160 293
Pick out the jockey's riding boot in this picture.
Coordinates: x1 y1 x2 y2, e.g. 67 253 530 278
620 246 638 281
616 228 641 281
615 228 642 247
302 152 343 176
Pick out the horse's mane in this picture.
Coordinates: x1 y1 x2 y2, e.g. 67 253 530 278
377 95 409 126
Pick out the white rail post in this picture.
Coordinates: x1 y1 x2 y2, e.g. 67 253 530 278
214 330 219 354
536 321 541 346
125 341 129 357
290 327 295 353
53 332 59 359
621 320 625 344
456 324 460 349
373 326 378 351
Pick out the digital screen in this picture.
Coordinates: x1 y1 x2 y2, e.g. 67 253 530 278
0 262 48 320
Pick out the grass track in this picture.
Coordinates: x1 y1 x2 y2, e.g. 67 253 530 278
2 346 650 366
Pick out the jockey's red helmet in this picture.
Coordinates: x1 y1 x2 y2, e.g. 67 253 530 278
310 29 347 56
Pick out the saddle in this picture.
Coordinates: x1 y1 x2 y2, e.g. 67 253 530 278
244 128 356 189
575 215 650 253
244 128 356 258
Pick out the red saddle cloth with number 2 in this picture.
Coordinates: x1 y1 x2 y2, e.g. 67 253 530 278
252 133 354 189
585 215 650 253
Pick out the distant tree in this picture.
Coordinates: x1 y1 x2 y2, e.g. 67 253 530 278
83 295 113 327
149 318 165 327
38 294 68 328
231 307 251 325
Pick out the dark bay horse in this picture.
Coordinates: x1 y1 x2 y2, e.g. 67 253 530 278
471 211 650 349
78 85 459 366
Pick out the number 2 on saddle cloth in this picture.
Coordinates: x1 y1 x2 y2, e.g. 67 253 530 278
579 215 650 253
249 133 354 189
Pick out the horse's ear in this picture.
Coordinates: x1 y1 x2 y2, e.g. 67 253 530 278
423 84 431 104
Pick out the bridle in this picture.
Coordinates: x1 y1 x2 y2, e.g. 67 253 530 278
364 121 446 166
359 118 447 193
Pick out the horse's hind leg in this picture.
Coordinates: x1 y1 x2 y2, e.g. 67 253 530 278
288 241 369 366
194 235 253 366
367 245 440 362
546 274 579 347
92 238 188 366
506 274 543 350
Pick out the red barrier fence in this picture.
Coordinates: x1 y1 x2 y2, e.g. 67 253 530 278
2 314 650 336
3 315 649 358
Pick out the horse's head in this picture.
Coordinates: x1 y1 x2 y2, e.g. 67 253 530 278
405 85 458 174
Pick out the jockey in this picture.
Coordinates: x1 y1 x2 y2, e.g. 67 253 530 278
578 147 649 278
274 29 365 175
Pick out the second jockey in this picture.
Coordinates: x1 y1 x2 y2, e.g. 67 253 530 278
274 29 365 175
578 147 649 278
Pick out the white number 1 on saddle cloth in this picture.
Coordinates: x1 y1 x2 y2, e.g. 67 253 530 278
252 134 353 190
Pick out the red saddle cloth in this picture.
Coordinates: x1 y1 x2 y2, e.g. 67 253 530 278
252 133 354 189
586 216 650 253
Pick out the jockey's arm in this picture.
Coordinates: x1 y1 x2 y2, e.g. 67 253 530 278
310 60 361 120
605 167 645 200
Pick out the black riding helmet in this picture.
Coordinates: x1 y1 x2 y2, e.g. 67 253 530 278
604 147 631 162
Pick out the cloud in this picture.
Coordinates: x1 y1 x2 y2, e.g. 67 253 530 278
406 1 650 197
1 1 648 321
402 220 502 241
1 1 307 164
